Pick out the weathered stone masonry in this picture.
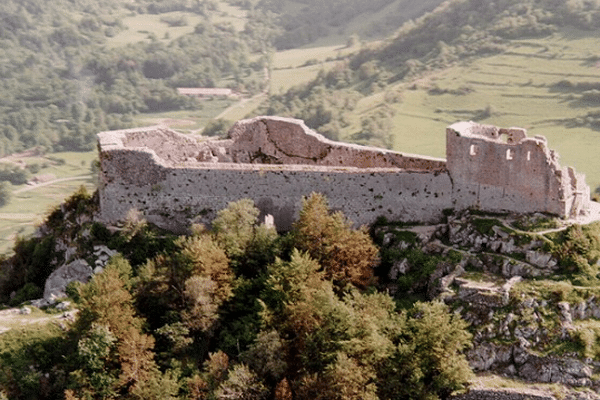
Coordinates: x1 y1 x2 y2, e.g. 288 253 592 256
447 121 590 219
97 117 591 232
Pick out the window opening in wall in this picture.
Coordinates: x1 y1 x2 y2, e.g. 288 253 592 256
469 144 477 156
527 151 531 161
506 149 513 160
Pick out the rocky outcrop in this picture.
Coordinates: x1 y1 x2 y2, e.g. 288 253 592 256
452 388 600 400
376 210 600 394
43 259 93 301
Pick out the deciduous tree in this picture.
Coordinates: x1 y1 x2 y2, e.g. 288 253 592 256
290 193 379 288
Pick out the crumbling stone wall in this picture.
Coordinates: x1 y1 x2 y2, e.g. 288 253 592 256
226 116 446 171
98 117 451 232
447 121 590 218
97 117 592 232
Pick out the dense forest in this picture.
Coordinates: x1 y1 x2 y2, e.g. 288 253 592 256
0 191 474 399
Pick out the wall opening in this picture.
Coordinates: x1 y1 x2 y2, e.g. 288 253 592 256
506 149 513 160
469 144 478 156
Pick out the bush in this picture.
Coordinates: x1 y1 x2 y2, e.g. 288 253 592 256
0 182 11 207
8 282 42 306
203 119 233 138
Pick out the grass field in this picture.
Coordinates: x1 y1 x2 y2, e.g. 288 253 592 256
105 2 247 49
106 12 206 48
352 28 600 190
211 2 248 32
134 100 235 132
0 151 97 254
270 45 359 93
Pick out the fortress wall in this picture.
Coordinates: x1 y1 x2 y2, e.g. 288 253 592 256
446 122 589 217
121 126 204 163
227 116 447 171
98 150 453 232
98 118 593 232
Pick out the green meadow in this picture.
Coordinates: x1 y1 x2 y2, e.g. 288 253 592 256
354 28 600 190
0 151 96 254
105 12 207 48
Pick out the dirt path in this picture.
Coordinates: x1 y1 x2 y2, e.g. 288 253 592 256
13 175 92 194
0 307 73 334
214 92 267 121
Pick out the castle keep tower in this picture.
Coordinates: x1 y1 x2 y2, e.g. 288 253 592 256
447 121 590 218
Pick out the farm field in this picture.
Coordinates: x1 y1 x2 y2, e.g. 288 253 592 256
105 11 206 48
133 99 236 132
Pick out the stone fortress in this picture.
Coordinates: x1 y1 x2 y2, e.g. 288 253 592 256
97 116 592 232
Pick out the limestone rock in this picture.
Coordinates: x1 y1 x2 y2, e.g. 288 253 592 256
93 245 117 271
43 259 93 301
467 342 498 371
19 306 31 315
518 356 592 386
526 251 556 269
389 258 409 280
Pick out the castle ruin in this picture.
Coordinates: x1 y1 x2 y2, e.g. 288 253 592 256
97 116 591 232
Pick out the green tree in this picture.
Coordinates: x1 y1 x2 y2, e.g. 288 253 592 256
242 330 287 384
378 301 474 400
212 198 261 259
72 257 168 398
212 198 279 275
290 193 379 288
202 119 233 138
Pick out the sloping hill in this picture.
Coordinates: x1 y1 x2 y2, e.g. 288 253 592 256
256 0 600 190
255 0 445 48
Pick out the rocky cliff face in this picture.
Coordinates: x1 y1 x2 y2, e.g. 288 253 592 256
374 210 600 399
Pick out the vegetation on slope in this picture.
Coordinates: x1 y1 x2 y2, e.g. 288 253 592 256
0 0 271 156
256 0 600 157
0 192 474 399
250 0 446 49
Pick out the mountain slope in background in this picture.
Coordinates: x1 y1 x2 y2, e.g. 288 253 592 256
257 0 600 190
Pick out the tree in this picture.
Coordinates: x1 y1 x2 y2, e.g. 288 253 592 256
0 182 11 207
71 256 167 398
242 330 287 383
212 198 279 276
177 234 234 304
202 119 233 138
212 198 261 259
290 193 379 288
378 301 473 400
183 276 221 333
320 353 378 400
214 364 269 400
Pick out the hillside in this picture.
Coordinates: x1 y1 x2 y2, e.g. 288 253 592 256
255 0 600 191
252 0 445 48
2 2 600 398
2 190 600 399
0 0 274 250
